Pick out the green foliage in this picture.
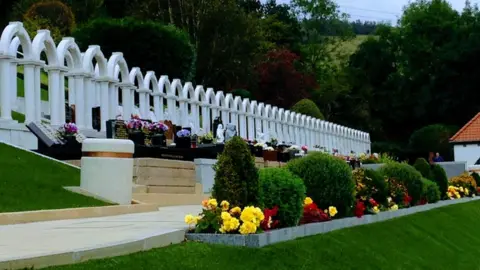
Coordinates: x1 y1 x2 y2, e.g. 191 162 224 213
409 124 458 161
287 152 354 217
24 0 75 37
23 16 62 43
361 153 396 164
259 168 306 227
290 99 324 119
431 164 448 199
231 89 252 99
472 172 480 187
72 17 196 81
379 162 424 204
421 178 441 203
364 168 388 205
212 136 260 208
413 158 432 179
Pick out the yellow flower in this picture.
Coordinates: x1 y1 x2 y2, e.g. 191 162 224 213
455 192 461 199
240 207 255 223
207 199 218 209
221 212 232 221
221 217 240 233
389 204 398 211
239 221 257 235
372 206 380 214
304 197 313 205
328 206 338 217
387 197 392 204
253 207 265 226
465 189 470 196
459 187 464 192
360 196 367 201
184 214 196 225
230 206 242 216
220 200 230 211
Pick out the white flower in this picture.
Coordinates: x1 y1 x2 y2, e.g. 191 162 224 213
265 146 275 151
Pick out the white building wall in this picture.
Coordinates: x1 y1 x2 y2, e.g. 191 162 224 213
454 143 480 166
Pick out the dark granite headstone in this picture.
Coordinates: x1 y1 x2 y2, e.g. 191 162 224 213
111 120 128 139
92 107 101 131
65 104 73 123
26 122 64 147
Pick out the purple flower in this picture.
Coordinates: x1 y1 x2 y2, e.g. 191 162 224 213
148 122 169 133
127 118 145 130
176 129 191 137
62 123 78 135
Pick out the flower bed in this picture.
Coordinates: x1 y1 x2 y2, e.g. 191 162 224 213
186 197 480 247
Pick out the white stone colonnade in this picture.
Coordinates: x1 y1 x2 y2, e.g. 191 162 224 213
0 22 371 154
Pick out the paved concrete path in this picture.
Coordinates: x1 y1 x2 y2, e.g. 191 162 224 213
0 205 202 269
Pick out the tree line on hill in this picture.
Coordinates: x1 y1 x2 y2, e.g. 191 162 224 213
0 0 478 159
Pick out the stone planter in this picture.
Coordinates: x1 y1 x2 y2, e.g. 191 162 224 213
185 197 480 248
361 163 384 171
263 150 278 162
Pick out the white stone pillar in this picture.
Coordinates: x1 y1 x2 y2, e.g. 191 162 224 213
201 105 210 132
48 69 61 126
68 75 75 106
0 57 12 121
152 92 163 121
238 112 246 138
247 113 255 140
59 71 66 124
108 83 116 119
96 81 101 107
23 64 36 123
99 80 109 131
80 139 134 205
34 65 42 122
74 75 85 128
10 60 17 108
122 86 132 120
84 78 94 129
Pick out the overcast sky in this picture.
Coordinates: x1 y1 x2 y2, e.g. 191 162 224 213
267 0 474 24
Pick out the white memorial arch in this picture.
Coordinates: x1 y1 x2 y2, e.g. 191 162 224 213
0 22 371 153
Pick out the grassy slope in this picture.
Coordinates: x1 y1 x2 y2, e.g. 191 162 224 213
50 199 480 270
0 143 111 213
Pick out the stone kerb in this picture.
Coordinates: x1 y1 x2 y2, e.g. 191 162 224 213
186 197 480 248
80 139 134 205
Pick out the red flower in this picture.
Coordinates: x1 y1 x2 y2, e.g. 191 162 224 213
403 194 412 206
417 198 427 205
300 203 330 224
261 206 279 231
355 200 366 218
368 198 378 207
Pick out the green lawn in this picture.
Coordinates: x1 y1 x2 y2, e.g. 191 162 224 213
17 77 49 101
49 199 480 270
0 143 111 213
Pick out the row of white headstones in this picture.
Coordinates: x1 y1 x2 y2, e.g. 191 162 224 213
0 22 371 154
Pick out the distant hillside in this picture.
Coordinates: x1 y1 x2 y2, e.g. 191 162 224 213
329 35 373 65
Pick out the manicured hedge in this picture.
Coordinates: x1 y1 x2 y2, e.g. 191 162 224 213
287 152 354 217
259 168 306 227
379 162 424 204
421 178 441 203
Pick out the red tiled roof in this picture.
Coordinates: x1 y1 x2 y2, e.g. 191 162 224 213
450 112 480 143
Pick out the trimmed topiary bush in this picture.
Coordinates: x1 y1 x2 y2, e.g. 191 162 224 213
413 158 432 179
259 168 306 227
290 99 324 120
421 178 441 203
364 168 388 205
472 172 480 187
212 136 260 208
73 17 196 81
24 0 76 36
431 164 448 199
287 152 354 217
379 162 424 204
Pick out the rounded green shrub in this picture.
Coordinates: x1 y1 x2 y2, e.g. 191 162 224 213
471 172 480 187
431 164 448 198
421 178 441 203
24 0 76 36
379 162 423 204
212 136 260 208
259 168 306 227
287 152 354 217
72 17 196 81
364 168 388 205
413 158 432 179
290 99 324 119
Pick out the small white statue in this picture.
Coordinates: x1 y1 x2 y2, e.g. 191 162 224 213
225 123 237 141
257 129 268 144
216 123 225 143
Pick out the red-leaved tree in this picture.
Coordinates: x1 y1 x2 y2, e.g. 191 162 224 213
254 49 317 109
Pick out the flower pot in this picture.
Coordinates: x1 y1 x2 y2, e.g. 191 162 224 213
263 150 278 162
176 137 191 149
128 131 145 145
151 133 166 147
254 147 263 157
63 135 78 146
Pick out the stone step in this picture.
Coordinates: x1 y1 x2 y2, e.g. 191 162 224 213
132 193 210 206
147 186 196 194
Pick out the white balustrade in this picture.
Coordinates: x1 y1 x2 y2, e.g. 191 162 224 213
0 21 371 153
